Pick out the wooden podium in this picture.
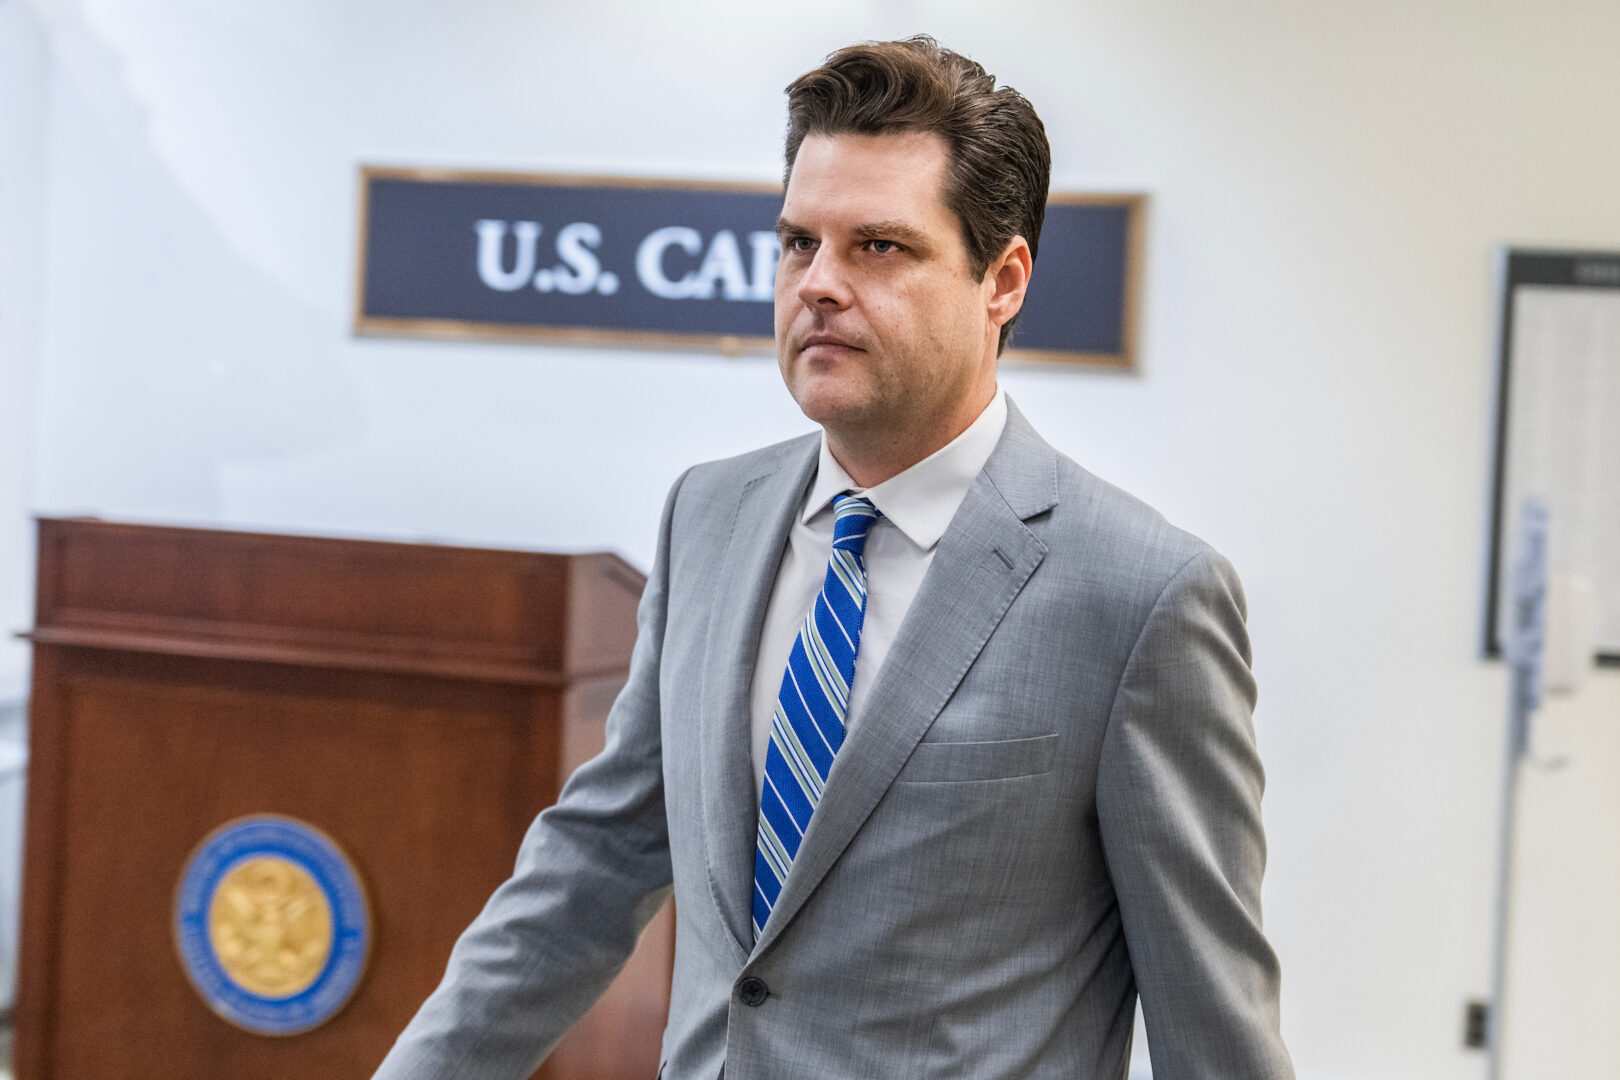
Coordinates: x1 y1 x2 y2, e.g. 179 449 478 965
15 519 672 1079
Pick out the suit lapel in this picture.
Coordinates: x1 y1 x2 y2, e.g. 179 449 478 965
699 436 820 958
752 400 1060 956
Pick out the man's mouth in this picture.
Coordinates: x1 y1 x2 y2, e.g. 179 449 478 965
800 333 863 355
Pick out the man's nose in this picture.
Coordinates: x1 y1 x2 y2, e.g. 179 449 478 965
796 248 852 309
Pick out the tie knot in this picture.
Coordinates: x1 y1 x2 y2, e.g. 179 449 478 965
832 494 881 554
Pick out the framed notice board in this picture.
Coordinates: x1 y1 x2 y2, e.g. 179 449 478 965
1484 249 1620 664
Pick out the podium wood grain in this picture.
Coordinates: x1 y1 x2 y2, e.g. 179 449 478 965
15 519 672 1080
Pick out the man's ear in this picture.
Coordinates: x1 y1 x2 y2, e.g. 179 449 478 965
986 236 1033 331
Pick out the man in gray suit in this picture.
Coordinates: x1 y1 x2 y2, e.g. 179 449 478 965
377 36 1293 1080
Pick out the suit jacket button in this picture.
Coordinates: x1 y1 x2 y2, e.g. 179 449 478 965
737 976 769 1006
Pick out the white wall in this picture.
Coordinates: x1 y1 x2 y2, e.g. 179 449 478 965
7 2 1620 1077
0 0 45 696
0 0 48 1015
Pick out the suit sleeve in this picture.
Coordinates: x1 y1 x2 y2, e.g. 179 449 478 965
1095 548 1295 1080
373 470 688 1080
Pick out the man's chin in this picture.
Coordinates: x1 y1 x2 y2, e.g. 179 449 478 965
790 385 879 431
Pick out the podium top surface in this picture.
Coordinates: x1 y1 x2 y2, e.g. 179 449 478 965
28 518 647 685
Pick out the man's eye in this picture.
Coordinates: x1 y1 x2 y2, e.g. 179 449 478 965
868 239 900 254
787 236 815 253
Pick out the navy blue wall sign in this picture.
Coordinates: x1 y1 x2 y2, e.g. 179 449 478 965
355 166 1143 367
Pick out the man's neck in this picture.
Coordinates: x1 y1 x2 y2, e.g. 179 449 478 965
824 385 997 488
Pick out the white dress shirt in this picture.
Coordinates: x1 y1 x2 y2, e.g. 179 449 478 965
749 386 1009 802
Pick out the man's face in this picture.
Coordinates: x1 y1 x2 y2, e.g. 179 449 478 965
774 131 999 452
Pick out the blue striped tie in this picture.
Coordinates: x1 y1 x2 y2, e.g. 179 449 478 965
753 493 881 940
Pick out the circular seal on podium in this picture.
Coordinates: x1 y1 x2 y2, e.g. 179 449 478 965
173 814 371 1035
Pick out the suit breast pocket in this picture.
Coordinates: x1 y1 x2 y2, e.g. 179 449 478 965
895 732 1059 784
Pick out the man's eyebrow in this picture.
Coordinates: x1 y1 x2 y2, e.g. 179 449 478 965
773 217 931 248
853 220 930 247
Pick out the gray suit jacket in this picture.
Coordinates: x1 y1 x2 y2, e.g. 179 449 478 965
375 401 1293 1080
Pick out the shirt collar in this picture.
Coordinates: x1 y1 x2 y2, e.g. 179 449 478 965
801 385 1008 551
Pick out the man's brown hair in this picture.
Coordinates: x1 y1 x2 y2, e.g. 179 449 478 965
784 35 1051 353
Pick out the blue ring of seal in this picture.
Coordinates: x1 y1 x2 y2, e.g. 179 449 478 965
174 815 370 1036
